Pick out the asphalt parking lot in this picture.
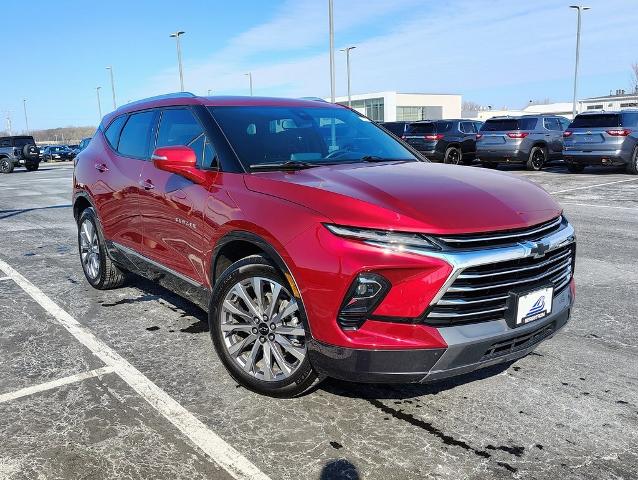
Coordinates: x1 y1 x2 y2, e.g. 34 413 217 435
0 162 637 480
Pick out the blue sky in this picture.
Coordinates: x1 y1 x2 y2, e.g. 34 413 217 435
2 0 637 130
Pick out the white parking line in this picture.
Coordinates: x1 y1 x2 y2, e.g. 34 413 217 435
550 178 638 194
561 202 637 211
0 276 10 281
0 257 270 480
0 366 115 404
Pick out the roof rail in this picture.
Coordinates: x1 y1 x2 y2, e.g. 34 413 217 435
123 92 197 108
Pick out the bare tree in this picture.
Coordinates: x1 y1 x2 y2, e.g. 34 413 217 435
631 62 638 93
462 101 483 112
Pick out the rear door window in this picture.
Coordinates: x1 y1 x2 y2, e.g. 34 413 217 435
117 111 156 159
570 114 621 128
460 122 476 134
543 118 562 131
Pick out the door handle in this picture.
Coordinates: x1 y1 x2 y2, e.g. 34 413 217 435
94 163 108 172
140 179 155 190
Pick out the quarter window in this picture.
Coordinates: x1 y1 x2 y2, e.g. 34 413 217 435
460 122 476 133
543 118 561 131
117 111 156 158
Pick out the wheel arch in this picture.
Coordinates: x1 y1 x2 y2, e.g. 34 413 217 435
211 231 298 292
73 191 96 222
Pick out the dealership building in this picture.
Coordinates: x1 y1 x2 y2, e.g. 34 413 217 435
328 91 462 122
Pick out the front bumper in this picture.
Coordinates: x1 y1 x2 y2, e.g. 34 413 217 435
308 285 572 383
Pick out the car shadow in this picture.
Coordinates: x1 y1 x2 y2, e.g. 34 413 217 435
318 361 514 400
0 204 72 220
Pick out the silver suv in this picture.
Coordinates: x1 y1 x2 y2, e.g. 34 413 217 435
476 115 569 171
563 110 638 174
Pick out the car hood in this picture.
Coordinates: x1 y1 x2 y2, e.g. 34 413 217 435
244 162 562 234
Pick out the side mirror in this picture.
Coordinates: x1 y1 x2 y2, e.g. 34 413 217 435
151 146 208 184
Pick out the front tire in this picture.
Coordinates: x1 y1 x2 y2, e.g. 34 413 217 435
77 207 127 289
526 146 547 171
0 158 14 174
209 255 319 397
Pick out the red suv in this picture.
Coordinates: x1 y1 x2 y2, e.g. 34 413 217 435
73 93 576 396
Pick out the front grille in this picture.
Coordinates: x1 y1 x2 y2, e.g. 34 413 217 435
436 216 564 249
426 243 574 326
481 323 555 362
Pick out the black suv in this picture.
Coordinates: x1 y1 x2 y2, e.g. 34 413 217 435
563 110 638 174
0 136 40 173
401 119 483 164
379 121 410 138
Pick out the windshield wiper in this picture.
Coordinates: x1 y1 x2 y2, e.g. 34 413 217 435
360 156 412 163
249 161 321 171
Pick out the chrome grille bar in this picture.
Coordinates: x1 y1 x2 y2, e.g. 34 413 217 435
438 216 562 245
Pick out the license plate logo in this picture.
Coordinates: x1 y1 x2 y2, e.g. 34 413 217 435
516 287 553 326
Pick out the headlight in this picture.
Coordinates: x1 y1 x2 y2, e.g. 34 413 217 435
324 224 440 251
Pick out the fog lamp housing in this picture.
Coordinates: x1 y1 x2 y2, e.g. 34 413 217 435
337 273 390 330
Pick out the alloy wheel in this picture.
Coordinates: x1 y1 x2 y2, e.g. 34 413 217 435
446 148 461 164
532 149 545 169
220 277 307 382
79 219 100 280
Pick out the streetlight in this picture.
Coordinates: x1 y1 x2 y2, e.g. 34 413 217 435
207 89 212 96
244 72 253 96
22 99 29 134
96 87 103 120
169 30 186 91
106 66 117 109
570 5 590 117
340 46 356 107
328 0 335 103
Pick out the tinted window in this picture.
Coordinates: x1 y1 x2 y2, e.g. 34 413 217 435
210 106 416 167
0 139 10 147
621 112 638 127
380 122 406 136
558 117 570 130
435 121 453 132
570 114 621 128
481 118 536 131
543 118 561 131
104 115 127 149
460 122 476 134
117 111 156 158
481 119 518 131
406 122 436 134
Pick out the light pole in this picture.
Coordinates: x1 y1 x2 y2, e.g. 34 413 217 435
328 0 335 103
207 89 212 96
6 112 12 136
96 87 103 120
22 99 29 134
340 46 356 107
244 72 253 96
570 5 590 117
169 31 186 91
106 66 117 109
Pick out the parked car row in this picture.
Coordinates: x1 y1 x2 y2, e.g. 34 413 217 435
37 137 92 162
380 109 638 174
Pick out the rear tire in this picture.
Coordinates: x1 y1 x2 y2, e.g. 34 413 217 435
0 158 14 174
567 163 585 173
25 163 39 172
209 255 320 397
626 147 638 175
526 146 547 171
444 146 462 165
77 207 127 289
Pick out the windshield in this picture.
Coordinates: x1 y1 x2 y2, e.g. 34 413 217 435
569 114 621 128
209 106 418 169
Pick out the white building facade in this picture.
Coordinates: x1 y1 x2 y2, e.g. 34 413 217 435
329 91 462 122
